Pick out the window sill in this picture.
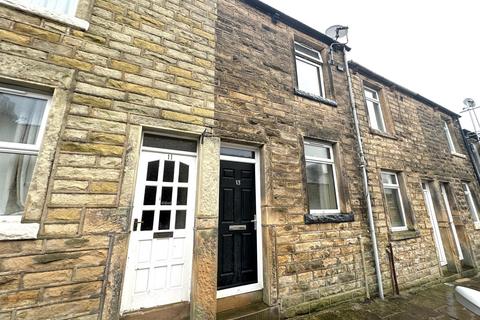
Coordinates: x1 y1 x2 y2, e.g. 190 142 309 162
0 218 39 240
304 213 354 224
389 229 420 241
0 0 89 30
369 128 398 140
294 88 338 107
452 152 467 159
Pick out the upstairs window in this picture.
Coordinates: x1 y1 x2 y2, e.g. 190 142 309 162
364 86 386 132
294 42 325 98
15 0 78 16
0 85 50 220
443 121 457 154
381 171 408 231
304 141 339 214
463 183 480 226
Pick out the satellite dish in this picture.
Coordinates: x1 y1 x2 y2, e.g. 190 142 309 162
464 98 476 109
325 25 349 41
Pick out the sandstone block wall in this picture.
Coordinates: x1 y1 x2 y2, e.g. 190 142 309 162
0 0 217 318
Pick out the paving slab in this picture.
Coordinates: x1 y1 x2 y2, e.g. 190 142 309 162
295 276 480 319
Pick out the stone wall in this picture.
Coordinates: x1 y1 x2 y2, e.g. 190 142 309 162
0 0 217 318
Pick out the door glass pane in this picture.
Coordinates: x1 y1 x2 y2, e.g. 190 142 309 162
160 187 172 205
296 58 321 96
146 160 159 181
0 91 47 145
0 153 37 216
143 186 157 205
178 162 189 183
177 188 188 205
384 188 405 227
306 162 337 210
163 161 174 182
305 144 330 160
175 210 186 229
140 210 154 231
159 210 171 230
143 134 197 152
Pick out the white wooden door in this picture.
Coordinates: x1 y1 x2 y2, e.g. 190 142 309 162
422 183 447 266
440 183 464 261
121 151 196 313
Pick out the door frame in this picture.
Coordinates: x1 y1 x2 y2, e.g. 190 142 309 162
422 182 448 266
217 143 263 299
120 132 198 314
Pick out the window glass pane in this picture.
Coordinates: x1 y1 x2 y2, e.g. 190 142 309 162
160 187 172 205
146 160 159 181
384 188 405 228
143 186 157 205
163 161 174 182
294 43 322 62
364 88 378 100
444 122 456 153
24 0 78 16
0 153 37 216
220 147 255 159
143 134 197 153
177 188 188 205
0 91 47 145
373 103 386 132
296 58 322 97
175 210 186 229
140 210 154 231
305 143 330 160
159 210 171 230
306 162 337 210
178 162 189 183
381 172 397 185
464 184 480 222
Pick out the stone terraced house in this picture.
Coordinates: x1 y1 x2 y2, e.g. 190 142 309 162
0 0 480 319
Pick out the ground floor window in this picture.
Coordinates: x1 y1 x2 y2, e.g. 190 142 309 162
0 85 50 220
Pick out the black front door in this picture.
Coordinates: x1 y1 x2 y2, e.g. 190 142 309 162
218 160 258 290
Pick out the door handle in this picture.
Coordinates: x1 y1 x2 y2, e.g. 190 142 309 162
251 214 256 230
133 218 143 231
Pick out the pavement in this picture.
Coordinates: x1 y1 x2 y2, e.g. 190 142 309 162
293 276 480 320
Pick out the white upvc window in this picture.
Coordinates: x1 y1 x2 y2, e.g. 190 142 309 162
463 183 480 227
364 86 386 132
381 171 408 231
0 85 51 223
443 121 457 154
19 0 78 16
294 42 325 98
304 141 340 214
0 0 89 30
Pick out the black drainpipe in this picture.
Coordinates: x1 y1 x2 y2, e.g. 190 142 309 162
460 124 480 185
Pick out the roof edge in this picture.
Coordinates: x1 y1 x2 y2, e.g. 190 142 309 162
241 0 351 51
349 61 459 118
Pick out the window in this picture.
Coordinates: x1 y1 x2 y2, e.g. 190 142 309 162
364 86 386 132
0 85 51 221
16 0 78 16
443 121 457 154
294 42 325 98
304 141 339 214
381 171 408 231
462 183 480 226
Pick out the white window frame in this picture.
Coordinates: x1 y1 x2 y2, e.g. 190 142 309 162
381 171 408 231
364 86 387 132
0 85 52 224
294 42 325 98
304 140 340 215
443 121 457 154
463 183 480 229
0 0 89 30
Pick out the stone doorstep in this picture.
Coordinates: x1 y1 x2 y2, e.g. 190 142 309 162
216 302 279 320
120 302 189 320
217 290 263 313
